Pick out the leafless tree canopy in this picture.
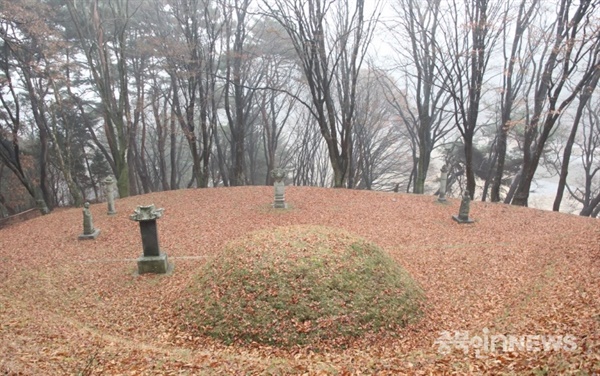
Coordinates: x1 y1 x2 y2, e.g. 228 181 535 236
0 0 599 216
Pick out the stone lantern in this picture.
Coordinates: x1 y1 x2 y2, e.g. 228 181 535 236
438 165 448 203
103 176 117 215
130 204 169 274
271 168 288 209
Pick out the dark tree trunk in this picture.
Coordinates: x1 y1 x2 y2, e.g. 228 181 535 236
553 72 599 211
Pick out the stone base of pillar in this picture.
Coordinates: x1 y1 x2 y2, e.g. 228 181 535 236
452 215 474 224
78 229 101 240
437 197 448 203
273 201 288 209
137 252 170 274
107 210 116 215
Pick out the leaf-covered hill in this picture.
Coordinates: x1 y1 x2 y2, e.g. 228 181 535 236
0 186 598 374
179 225 424 348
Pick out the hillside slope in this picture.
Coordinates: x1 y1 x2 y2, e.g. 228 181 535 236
0 186 598 374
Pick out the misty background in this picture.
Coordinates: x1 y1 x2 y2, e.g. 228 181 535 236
0 0 598 217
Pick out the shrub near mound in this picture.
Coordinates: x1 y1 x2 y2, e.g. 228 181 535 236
179 225 423 347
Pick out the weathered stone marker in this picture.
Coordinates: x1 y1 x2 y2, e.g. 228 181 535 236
271 168 288 209
452 191 474 224
78 202 101 240
103 176 117 215
130 204 169 274
438 165 448 203
36 199 49 215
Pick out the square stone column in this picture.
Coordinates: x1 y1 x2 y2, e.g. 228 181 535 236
438 165 448 203
452 191 474 224
271 168 288 209
103 176 117 215
139 220 160 256
130 205 169 274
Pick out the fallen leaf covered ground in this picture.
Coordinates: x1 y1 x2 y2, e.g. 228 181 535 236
0 186 598 375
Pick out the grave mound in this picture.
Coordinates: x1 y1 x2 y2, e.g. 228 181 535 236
178 225 423 347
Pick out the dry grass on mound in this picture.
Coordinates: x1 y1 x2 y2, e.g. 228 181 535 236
178 225 423 348
0 186 598 375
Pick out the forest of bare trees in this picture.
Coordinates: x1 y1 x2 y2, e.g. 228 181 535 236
1 0 599 217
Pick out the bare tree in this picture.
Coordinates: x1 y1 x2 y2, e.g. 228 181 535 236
257 59 298 185
440 0 504 198
263 0 380 188
386 0 453 194
162 0 223 188
490 0 539 202
66 0 142 197
568 100 600 217
552 69 600 211
222 0 264 186
149 74 174 191
351 68 407 190
286 112 331 187
48 75 86 206
510 0 600 206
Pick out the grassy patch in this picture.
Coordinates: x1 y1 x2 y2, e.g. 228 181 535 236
178 225 423 347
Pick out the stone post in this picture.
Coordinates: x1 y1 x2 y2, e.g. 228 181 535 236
452 191 474 224
130 205 169 274
78 202 101 240
438 165 448 202
271 168 287 209
103 176 116 215
36 199 50 215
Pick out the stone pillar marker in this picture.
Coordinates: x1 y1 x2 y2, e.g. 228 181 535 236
271 168 288 209
452 191 474 224
78 202 101 240
103 176 117 215
438 165 448 203
130 204 169 274
36 199 50 215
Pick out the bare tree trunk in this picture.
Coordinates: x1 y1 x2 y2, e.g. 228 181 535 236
66 0 134 198
442 0 502 199
553 72 600 211
491 0 538 202
511 0 599 206
48 80 83 206
265 0 378 189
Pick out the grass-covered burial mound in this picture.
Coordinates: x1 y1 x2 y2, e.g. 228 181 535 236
178 225 423 347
